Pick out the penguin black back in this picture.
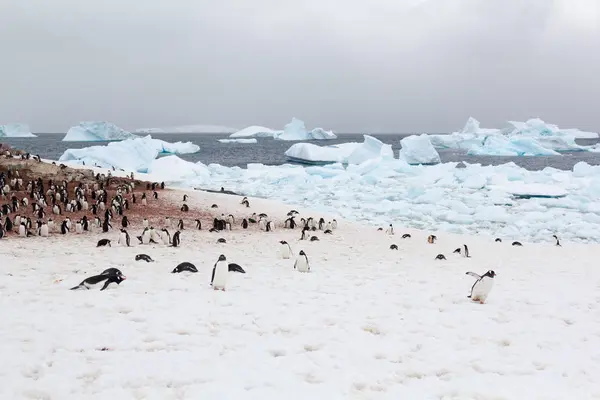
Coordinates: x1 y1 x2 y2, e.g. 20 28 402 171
172 262 198 273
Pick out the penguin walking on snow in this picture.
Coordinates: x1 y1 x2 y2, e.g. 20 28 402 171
70 270 126 291
294 250 310 273
279 240 292 259
211 254 229 291
466 270 496 304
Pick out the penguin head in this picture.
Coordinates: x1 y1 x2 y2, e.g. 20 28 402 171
485 270 496 278
299 250 305 256
218 254 226 262
280 240 288 245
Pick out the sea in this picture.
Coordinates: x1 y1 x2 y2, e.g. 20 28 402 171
2 133 600 171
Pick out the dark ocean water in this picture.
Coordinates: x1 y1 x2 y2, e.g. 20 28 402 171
2 133 600 171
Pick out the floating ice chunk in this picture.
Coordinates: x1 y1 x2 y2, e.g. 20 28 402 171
63 121 139 142
274 118 337 141
218 138 258 144
346 135 394 164
467 136 561 156
284 135 391 165
136 125 237 134
147 155 210 182
59 135 199 172
398 134 441 165
229 126 281 138
0 123 36 137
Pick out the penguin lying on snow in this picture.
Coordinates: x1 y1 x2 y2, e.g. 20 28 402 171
435 254 446 260
135 254 154 263
402 233 411 239
466 270 496 304
172 262 198 273
96 238 111 247
390 244 398 250
70 269 126 291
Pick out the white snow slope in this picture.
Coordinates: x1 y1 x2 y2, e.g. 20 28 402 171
0 189 599 399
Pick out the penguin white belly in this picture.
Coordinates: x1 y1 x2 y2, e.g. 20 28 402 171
161 234 170 245
279 244 291 259
40 225 49 237
295 258 309 273
471 277 494 303
258 219 266 231
143 219 149 228
119 232 128 246
75 223 83 234
18 225 26 237
150 229 159 242
212 261 229 290
142 198 147 206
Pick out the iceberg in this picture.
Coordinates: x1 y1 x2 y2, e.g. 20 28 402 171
284 135 392 165
136 125 237 134
146 155 211 182
229 126 281 138
59 135 199 172
218 138 258 144
274 118 337 141
398 134 441 165
62 121 139 142
0 123 36 138
467 136 560 156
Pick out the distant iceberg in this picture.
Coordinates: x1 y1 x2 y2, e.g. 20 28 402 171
59 135 199 172
0 123 36 138
63 121 139 142
274 118 337 141
285 135 392 165
136 124 237 134
229 125 281 139
218 138 258 144
398 134 441 165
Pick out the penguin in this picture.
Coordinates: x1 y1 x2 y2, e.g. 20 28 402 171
139 228 151 244
553 235 561 247
228 263 246 273
142 218 149 228
324 229 333 234
258 217 266 231
152 191 158 200
242 219 248 229
39 222 49 237
332 219 338 229
462 244 470 258
47 218 54 233
318 218 325 230
102 218 111 233
217 238 227 244
195 219 201 230
81 216 89 231
18 222 26 237
402 233 411 239
5 216 13 232
300 227 309 240
181 204 189 212
294 250 310 273
512 241 523 247
100 268 123 276
165 217 172 228
75 221 83 234
266 221 273 232
427 235 437 244
141 193 147 206
466 270 496 304
182 194 188 202
177 219 184 230
60 220 69 234
435 254 446 260
495 238 502 243
170 230 181 248
310 236 319 241
211 254 229 290
149 227 159 243
70 270 126 291
279 240 292 259
211 204 218 209
172 262 198 273
96 239 111 247
325 221 332 231
135 254 154 262
121 216 129 228
161 228 171 245
284 217 296 229
241 197 250 207
118 229 131 247
385 224 394 235
390 244 398 250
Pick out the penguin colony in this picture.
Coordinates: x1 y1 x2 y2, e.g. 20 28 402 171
0 158 563 302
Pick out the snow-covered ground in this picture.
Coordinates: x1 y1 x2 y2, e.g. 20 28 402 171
1 189 599 399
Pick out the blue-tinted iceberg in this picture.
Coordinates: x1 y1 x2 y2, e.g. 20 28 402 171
229 126 281 138
218 138 258 144
146 155 211 182
284 135 392 165
398 134 441 165
63 121 140 142
59 135 199 172
274 118 337 141
0 123 36 138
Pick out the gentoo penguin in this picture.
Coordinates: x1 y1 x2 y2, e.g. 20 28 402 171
153 191 158 199
181 204 189 212
241 219 248 229
325 221 332 231
165 217 172 228
258 217 266 231
70 270 126 291
195 219 201 230
149 227 159 243
310 236 319 241
435 254 446 260
118 229 131 247
160 228 171 245
18 222 26 237
294 250 310 273
318 218 325 230
211 254 229 290
81 216 89 231
284 217 296 229
228 263 246 273
142 218 149 228
462 244 470 258
39 222 49 237
553 235 561 247
390 244 398 250
300 227 309 240
217 238 226 243
402 233 411 239
141 193 147 206
102 218 111 233
100 268 123 276
5 216 13 232
177 219 184 230
60 220 69 234
135 254 154 262
241 197 250 207
512 241 523 247
75 221 83 234
211 204 218 209
279 240 292 259
96 239 111 247
495 238 502 242
183 194 188 202
427 235 437 244
172 262 198 273
171 231 181 247
332 219 338 229
266 221 273 232
385 224 394 235
121 216 129 228
324 229 333 234
466 270 496 304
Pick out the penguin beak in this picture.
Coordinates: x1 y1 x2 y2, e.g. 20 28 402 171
121 275 127 280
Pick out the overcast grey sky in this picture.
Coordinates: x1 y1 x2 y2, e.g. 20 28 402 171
1 0 598 133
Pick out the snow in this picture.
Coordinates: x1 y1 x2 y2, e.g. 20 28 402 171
136 125 238 134
274 118 337 141
0 123 36 137
218 138 258 144
229 126 281 138
428 117 599 156
58 135 200 172
1 188 600 399
284 135 393 165
63 122 140 142
398 134 441 165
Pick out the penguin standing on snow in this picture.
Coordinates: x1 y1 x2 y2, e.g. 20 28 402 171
211 254 229 290
242 219 248 229
294 250 310 273
466 270 496 304
279 240 292 259
141 193 147 206
385 224 394 235
118 229 131 247
170 231 181 247
553 235 561 247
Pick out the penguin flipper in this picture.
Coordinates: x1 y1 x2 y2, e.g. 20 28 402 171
210 266 216 284
100 280 112 291
293 260 297 269
465 271 481 279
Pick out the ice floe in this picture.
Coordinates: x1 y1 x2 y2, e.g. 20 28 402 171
0 123 36 138
398 134 441 165
62 121 139 142
284 135 392 165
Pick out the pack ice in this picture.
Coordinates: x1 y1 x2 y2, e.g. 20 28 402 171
0 123 36 138
59 135 199 172
229 118 336 141
398 134 441 165
62 121 140 142
284 135 393 164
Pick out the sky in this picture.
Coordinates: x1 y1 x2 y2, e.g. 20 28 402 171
0 0 598 133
